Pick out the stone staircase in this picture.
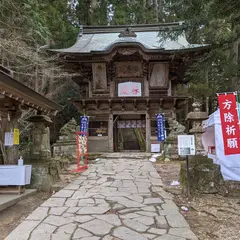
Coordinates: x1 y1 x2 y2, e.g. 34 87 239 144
134 128 146 151
121 128 140 150
102 152 152 159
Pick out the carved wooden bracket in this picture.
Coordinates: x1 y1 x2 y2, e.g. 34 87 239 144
159 98 163 108
143 61 149 77
108 100 112 112
146 99 150 111
107 62 116 82
106 48 151 62
77 63 92 82
133 99 137 111
173 98 177 108
82 100 86 113
95 99 100 111
121 99 125 111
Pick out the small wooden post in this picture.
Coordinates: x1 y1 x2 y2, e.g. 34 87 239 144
144 77 149 97
146 112 151 152
108 113 114 152
186 155 191 198
5 111 21 164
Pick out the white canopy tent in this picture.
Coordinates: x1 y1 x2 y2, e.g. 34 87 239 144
202 108 240 181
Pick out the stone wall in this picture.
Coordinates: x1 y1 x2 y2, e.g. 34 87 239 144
88 136 109 152
53 138 76 158
180 156 224 194
53 118 77 157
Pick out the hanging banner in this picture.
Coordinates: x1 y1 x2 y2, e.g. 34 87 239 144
80 116 89 136
73 131 89 173
125 120 131 128
117 120 145 128
218 93 240 155
156 113 166 141
136 120 142 128
13 128 20 145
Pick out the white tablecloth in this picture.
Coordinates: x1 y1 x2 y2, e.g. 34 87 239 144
0 165 32 186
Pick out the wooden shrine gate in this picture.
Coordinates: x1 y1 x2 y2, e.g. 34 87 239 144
113 116 146 152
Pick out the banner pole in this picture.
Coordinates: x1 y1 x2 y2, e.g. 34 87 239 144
186 155 190 198
217 91 236 96
235 91 240 125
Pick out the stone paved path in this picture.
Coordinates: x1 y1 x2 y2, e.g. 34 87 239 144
6 155 198 240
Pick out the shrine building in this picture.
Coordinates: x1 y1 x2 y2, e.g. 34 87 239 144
52 23 208 152
0 65 61 163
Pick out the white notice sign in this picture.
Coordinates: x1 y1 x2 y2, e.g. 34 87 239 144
151 144 160 153
4 132 14 146
178 135 195 156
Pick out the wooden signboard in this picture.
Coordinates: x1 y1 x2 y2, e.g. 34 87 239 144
92 63 107 92
149 63 169 88
116 61 142 78
118 82 142 97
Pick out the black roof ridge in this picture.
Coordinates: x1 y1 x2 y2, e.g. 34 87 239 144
0 69 62 113
81 22 185 34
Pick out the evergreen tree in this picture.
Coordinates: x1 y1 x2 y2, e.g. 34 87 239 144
163 0 240 112
0 0 79 143
109 0 158 25
74 0 160 26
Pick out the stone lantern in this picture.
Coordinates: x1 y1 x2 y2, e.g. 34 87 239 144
180 102 224 195
186 102 208 155
165 118 186 160
27 115 52 160
25 115 59 191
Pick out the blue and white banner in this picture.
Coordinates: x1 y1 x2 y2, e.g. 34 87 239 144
80 116 89 134
156 113 166 141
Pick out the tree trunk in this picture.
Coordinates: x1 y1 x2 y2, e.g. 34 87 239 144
153 0 158 22
91 0 98 9
232 38 240 90
88 0 98 25
205 67 209 115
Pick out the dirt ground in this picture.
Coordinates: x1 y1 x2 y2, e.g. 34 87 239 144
0 191 51 240
0 164 79 240
156 161 240 240
1 162 240 240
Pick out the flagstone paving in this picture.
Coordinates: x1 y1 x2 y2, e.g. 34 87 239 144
5 156 198 240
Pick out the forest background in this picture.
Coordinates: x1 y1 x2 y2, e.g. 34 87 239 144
1 0 240 142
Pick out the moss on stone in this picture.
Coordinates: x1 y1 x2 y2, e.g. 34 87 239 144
156 155 165 162
88 153 103 160
179 156 224 194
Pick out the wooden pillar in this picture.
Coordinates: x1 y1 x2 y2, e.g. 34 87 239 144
5 110 21 164
168 80 172 96
146 112 151 152
144 77 149 97
89 81 92 98
110 82 115 98
108 113 114 152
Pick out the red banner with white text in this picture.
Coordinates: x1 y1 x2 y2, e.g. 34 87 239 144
218 93 240 155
